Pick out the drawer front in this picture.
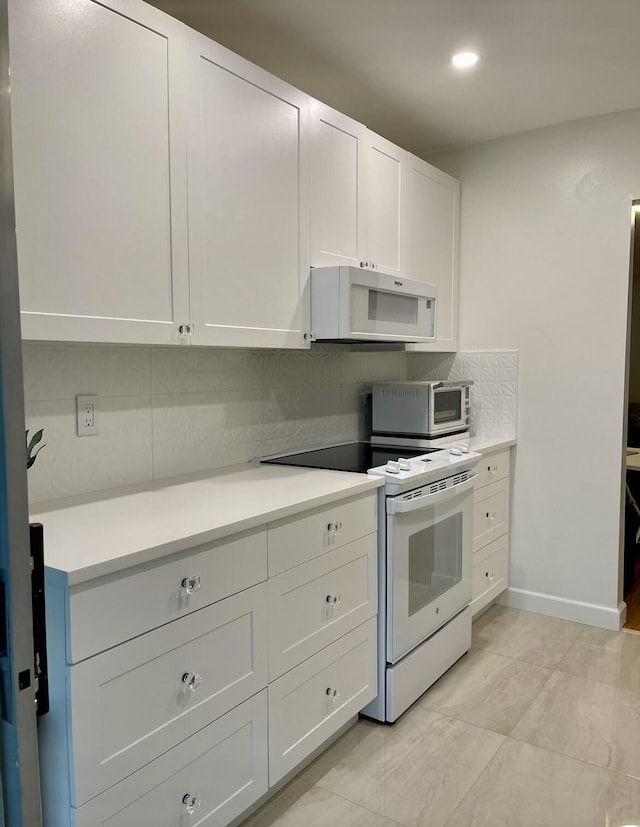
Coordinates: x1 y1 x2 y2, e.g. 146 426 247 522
474 449 510 488
70 584 267 805
471 534 509 617
473 477 509 553
74 690 268 827
268 492 377 576
269 533 377 680
268 616 377 786
69 527 267 662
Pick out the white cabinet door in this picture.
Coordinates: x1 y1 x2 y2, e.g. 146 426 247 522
70 584 267 804
268 534 377 680
310 100 367 268
268 617 377 786
364 131 407 277
404 154 460 351
187 34 310 349
74 691 268 827
9 0 190 345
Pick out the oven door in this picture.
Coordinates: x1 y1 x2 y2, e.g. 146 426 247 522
428 383 469 435
385 477 473 664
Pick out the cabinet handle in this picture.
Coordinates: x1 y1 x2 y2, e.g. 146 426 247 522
325 594 341 605
182 793 201 815
181 575 201 595
182 671 203 692
326 687 341 700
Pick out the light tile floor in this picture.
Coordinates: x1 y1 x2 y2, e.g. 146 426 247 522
242 605 640 827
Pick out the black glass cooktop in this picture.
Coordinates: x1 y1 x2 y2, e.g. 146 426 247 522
262 441 437 474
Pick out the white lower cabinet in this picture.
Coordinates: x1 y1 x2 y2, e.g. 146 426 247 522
70 584 268 804
268 533 377 680
42 489 378 827
74 691 268 827
471 535 509 616
471 449 512 616
268 617 378 786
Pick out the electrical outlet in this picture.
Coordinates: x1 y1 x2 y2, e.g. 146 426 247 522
76 395 98 436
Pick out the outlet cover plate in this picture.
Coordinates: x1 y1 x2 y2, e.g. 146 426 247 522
76 395 98 436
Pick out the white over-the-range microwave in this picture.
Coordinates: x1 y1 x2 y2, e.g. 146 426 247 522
310 266 438 343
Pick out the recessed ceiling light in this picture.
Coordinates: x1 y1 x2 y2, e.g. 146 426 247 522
451 51 481 69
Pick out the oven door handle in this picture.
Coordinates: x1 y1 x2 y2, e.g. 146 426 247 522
431 380 474 389
386 475 476 514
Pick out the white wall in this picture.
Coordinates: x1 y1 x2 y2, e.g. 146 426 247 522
432 108 640 627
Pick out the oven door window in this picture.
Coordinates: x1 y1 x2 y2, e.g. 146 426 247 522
408 513 462 616
433 390 462 424
386 486 473 663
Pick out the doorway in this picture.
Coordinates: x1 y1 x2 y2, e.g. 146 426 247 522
623 203 640 631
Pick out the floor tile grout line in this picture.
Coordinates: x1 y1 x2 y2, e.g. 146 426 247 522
503 665 558 739
308 781 409 826
438 731 509 827
504 729 640 783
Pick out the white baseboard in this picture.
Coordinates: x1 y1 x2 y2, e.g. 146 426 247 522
499 587 626 631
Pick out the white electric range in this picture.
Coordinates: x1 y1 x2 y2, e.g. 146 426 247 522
262 440 480 722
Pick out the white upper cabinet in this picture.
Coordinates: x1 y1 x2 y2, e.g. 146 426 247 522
186 34 310 349
364 131 407 277
9 0 191 345
309 100 367 269
404 154 460 351
309 110 407 279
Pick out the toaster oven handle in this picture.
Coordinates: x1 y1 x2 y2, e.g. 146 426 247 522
387 475 476 514
431 380 474 389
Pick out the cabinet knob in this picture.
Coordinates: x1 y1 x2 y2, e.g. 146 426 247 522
326 687 341 700
178 323 192 336
181 575 201 595
327 521 342 535
182 671 203 692
370 262 376 269
182 793 201 815
360 260 369 268
486 512 497 521
485 571 495 581
325 594 341 605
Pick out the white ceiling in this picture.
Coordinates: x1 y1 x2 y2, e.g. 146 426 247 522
149 0 640 157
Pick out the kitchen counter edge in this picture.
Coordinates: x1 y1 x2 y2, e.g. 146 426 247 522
30 464 385 586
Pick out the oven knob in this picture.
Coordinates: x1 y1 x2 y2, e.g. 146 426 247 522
386 460 400 473
398 458 412 471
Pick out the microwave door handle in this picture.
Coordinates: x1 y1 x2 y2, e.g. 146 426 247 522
386 475 477 514
432 380 474 389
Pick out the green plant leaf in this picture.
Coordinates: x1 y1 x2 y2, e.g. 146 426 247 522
27 429 44 453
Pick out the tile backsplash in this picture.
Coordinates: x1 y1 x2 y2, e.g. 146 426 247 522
23 344 407 504
408 350 519 438
23 344 517 504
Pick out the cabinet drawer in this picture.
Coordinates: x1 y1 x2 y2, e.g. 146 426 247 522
474 449 510 488
68 527 267 662
268 492 377 576
473 477 509 553
70 583 267 805
471 535 509 617
268 616 377 785
269 534 377 680
74 690 268 827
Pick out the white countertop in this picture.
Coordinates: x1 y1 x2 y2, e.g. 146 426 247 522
466 436 517 454
31 464 384 586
